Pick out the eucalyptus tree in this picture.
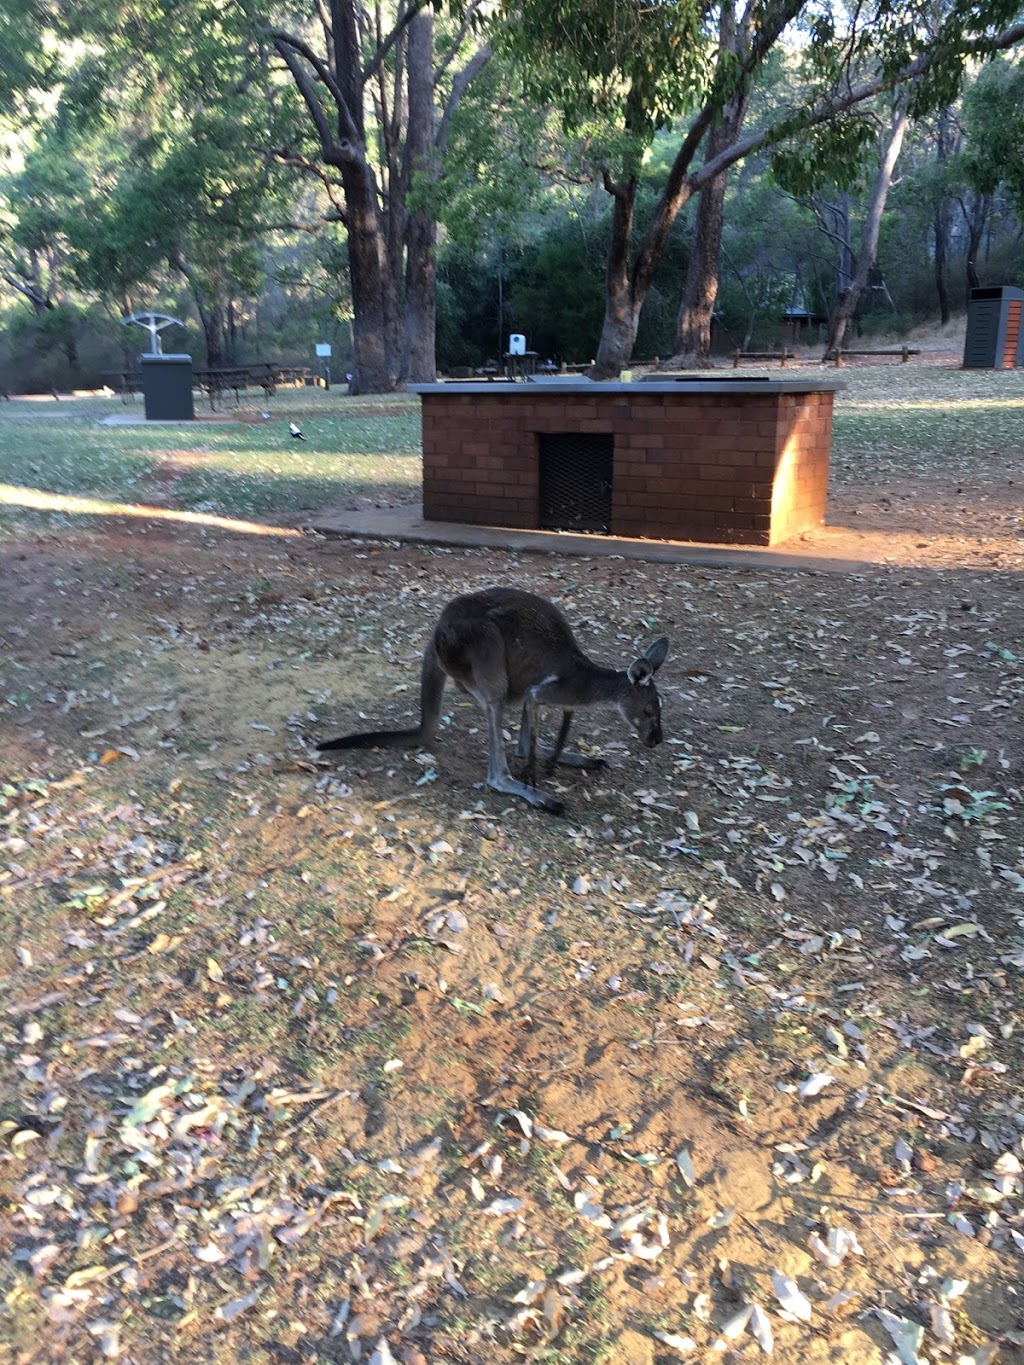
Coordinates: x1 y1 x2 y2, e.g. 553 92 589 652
500 0 1024 377
38 0 491 391
270 2 493 390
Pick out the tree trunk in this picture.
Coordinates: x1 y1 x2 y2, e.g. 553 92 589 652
400 8 437 383
340 157 402 393
934 203 951 325
226 297 239 364
203 301 224 367
671 176 727 367
170 251 223 365
932 105 956 326
591 173 641 379
666 3 750 369
668 117 749 364
823 104 909 359
962 191 989 299
274 3 490 393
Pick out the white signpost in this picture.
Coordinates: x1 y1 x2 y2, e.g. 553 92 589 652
315 342 332 389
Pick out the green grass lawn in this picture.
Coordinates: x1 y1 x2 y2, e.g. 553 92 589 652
0 388 422 534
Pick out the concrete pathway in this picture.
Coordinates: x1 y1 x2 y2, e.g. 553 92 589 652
308 504 876 574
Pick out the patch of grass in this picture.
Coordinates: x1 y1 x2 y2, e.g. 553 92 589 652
0 388 421 534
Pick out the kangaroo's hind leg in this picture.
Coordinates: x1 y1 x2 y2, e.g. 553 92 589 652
445 622 564 814
481 698 564 815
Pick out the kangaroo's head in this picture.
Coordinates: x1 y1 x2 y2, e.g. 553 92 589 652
620 636 670 747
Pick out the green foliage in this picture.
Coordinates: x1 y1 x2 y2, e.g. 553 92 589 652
770 116 879 197
504 222 608 360
498 0 719 149
436 175 691 369
0 0 63 122
961 57 1024 214
431 55 560 254
6 303 84 375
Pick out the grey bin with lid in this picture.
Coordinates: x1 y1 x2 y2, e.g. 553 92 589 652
140 354 195 420
963 286 1024 369
122 313 195 420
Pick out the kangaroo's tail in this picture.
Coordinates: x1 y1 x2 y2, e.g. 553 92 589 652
317 727 423 752
318 638 446 755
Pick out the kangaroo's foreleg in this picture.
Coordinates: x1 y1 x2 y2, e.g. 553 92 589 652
516 703 571 784
516 684 608 773
545 709 574 772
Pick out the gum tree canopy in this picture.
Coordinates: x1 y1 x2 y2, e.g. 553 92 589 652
500 0 1024 378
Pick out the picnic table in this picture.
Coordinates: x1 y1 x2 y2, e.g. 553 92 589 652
101 360 317 410
193 366 254 409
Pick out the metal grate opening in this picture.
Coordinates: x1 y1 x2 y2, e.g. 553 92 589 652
538 432 613 533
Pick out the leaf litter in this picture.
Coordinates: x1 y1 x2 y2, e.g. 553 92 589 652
2 366 1024 1361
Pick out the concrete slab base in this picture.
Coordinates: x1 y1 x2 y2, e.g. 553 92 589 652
98 413 238 426
307 503 874 574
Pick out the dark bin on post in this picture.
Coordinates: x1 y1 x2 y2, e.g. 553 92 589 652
963 286 1024 369
141 354 195 420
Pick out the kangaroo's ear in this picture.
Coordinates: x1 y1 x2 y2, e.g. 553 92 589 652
644 636 670 672
628 637 668 685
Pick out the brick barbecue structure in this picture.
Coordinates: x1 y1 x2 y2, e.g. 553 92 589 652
413 377 844 547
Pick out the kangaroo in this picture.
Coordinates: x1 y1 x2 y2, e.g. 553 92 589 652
317 586 670 815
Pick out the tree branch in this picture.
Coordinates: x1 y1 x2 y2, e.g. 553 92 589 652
435 0 489 83
267 151 349 224
436 45 493 154
271 30 361 155
2 271 52 311
361 0 430 86
691 15 1024 195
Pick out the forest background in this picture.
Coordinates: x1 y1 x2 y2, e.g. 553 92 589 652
2 0 1024 395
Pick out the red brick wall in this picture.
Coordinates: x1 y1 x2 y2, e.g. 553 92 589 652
421 386 835 546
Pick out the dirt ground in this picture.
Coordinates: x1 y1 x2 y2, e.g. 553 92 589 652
2 366 1024 1364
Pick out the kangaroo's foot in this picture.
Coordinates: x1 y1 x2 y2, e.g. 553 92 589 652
486 773 565 817
544 748 608 773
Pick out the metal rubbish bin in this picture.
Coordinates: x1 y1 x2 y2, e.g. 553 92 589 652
141 354 195 420
963 286 1024 369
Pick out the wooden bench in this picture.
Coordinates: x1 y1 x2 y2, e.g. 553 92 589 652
102 369 141 402
832 346 920 366
733 349 797 367
273 365 312 388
